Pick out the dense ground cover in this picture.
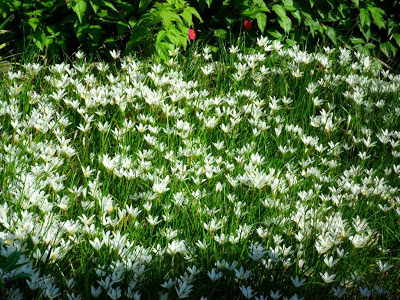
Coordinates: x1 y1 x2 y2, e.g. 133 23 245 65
0 40 399 299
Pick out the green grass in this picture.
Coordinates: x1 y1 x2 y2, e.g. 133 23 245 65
0 40 399 299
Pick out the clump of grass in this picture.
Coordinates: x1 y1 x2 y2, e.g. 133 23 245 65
0 40 399 299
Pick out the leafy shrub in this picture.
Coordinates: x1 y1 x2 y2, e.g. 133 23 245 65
0 0 202 60
0 0 399 68
190 0 400 67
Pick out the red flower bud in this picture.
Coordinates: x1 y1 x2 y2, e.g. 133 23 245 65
188 29 196 41
243 19 252 30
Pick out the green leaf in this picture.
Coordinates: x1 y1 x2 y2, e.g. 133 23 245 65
326 0 335 9
205 0 212 8
325 26 337 45
360 25 371 41
160 10 180 27
71 0 87 23
139 0 153 11
5 251 21 272
155 42 170 61
359 8 370 28
291 10 301 24
28 17 39 31
256 12 267 33
117 21 129 36
89 0 100 14
272 5 286 19
278 16 292 34
74 21 89 41
380 41 397 58
32 31 47 51
368 6 386 29
126 25 149 50
282 0 293 7
364 43 375 50
180 9 193 26
254 0 269 11
155 30 171 61
353 44 368 55
167 26 186 46
352 0 359 8
186 6 203 22
214 29 227 39
103 1 118 12
156 29 167 44
282 0 295 11
393 33 400 47
0 14 14 31
285 38 297 47
242 8 259 17
88 25 102 43
97 10 109 18
266 29 283 39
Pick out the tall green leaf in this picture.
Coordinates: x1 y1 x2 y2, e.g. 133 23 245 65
325 26 337 45
278 16 292 34
272 5 286 19
89 0 100 14
71 0 87 23
139 0 153 11
256 12 267 33
393 33 400 48
160 10 180 27
5 251 21 272
180 9 193 26
380 41 396 58
359 8 370 28
186 7 203 23
368 6 386 29
28 17 40 31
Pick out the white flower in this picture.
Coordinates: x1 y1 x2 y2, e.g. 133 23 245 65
240 285 254 299
175 280 193 299
320 271 335 283
45 284 61 299
377 260 392 272
109 49 121 60
201 64 214 75
215 182 223 192
196 240 209 250
332 287 346 297
235 266 251 280
207 268 223 281
290 275 306 287
75 50 85 59
161 278 174 289
152 176 171 194
147 215 162 227
324 256 339 268
167 240 186 256
89 237 103 251
229 45 240 54
359 286 371 297
204 218 223 232
270 290 282 299
107 287 122 300
248 243 266 261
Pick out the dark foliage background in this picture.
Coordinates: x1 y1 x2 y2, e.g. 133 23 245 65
0 0 399 69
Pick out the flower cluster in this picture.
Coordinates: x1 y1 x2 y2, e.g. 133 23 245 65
0 40 399 299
